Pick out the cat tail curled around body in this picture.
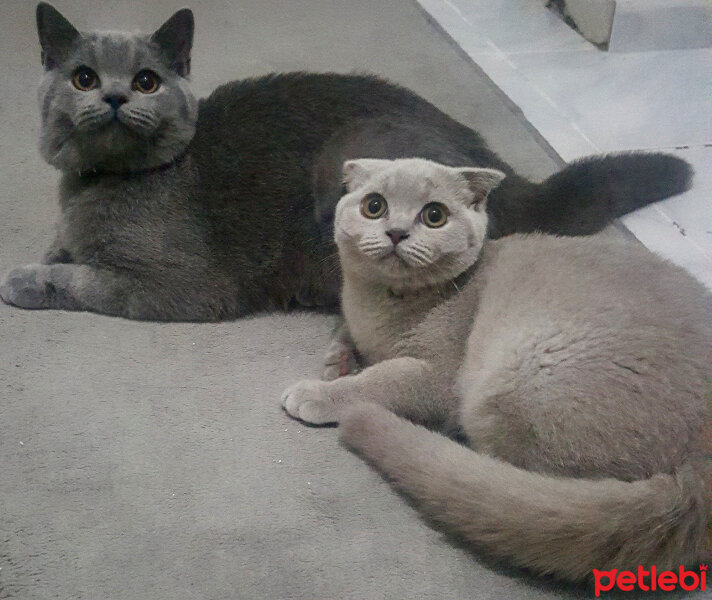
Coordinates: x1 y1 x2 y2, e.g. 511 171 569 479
486 152 693 238
340 403 709 582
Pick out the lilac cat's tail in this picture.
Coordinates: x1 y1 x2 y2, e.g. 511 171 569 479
340 403 709 582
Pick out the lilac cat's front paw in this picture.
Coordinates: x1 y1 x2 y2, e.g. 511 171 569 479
0 264 51 309
281 379 338 425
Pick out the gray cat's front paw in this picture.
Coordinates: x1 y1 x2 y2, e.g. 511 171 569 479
42 248 73 265
0 264 52 309
281 379 338 425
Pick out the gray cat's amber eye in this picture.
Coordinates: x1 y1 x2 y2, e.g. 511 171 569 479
421 203 449 228
72 67 99 91
133 70 160 94
360 193 387 219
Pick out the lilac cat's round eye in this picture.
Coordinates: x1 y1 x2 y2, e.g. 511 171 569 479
133 70 160 94
72 66 99 92
421 202 448 228
360 193 387 219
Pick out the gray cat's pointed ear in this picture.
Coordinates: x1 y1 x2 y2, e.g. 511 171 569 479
151 8 194 77
457 168 506 211
343 159 392 191
36 3 80 70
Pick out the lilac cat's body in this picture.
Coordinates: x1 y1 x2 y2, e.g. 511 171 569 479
283 158 711 581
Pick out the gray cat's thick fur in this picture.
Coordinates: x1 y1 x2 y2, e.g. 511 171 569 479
0 4 695 320
282 158 711 581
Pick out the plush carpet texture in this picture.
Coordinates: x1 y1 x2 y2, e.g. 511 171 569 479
1 1 691 599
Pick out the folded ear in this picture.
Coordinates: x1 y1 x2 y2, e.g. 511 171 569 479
36 3 80 70
457 167 506 211
150 8 194 76
342 159 392 192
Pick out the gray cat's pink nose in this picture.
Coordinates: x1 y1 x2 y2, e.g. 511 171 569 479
386 229 410 245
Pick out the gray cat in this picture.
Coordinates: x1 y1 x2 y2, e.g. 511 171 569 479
282 158 711 581
0 4 695 320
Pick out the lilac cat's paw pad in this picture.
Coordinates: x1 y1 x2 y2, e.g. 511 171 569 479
321 364 341 382
322 349 359 380
322 344 359 381
0 264 50 309
281 379 337 425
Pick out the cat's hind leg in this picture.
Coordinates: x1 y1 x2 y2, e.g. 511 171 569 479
457 353 703 481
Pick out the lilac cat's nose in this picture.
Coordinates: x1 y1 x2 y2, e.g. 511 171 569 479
386 229 410 245
104 94 128 111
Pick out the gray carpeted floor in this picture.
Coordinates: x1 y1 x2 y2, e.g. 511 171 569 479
0 1 691 599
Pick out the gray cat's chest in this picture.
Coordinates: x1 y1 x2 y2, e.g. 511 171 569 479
61 182 146 261
58 169 197 266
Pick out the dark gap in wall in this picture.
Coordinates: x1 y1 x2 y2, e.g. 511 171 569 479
544 0 609 50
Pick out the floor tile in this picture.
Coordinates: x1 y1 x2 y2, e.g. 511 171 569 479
471 53 600 161
610 0 712 52
417 0 711 287
509 49 712 151
625 144 712 282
